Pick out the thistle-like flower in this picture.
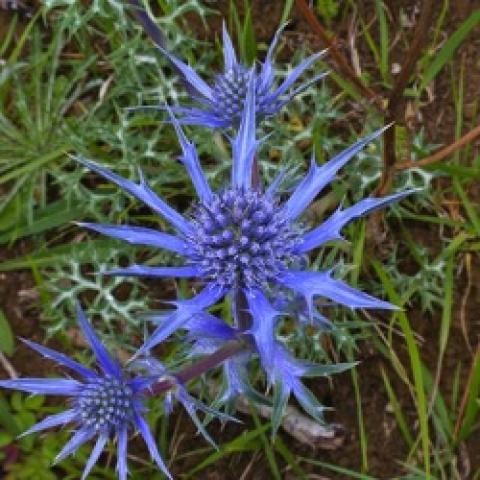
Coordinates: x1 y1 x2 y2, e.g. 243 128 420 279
76 80 413 373
0 305 172 480
141 23 327 128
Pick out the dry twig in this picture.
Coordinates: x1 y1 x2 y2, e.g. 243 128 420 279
0 351 18 379
459 253 474 354
395 124 480 170
295 0 381 109
236 395 345 450
377 0 437 196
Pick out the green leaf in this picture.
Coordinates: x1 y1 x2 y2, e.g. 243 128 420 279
302 361 357 378
0 431 13 448
298 457 380 479
184 425 267 478
420 9 480 91
241 3 257 65
0 309 15 356
0 395 19 435
0 147 66 183
380 368 414 447
453 178 480 236
250 406 282 480
316 0 340 25
11 391 24 412
280 0 295 25
458 352 480 441
370 259 431 478
274 436 308 480
0 239 117 272
374 0 390 84
271 381 289 437
0 199 85 244
24 394 45 411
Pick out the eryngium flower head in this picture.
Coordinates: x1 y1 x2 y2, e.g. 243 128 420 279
187 186 303 289
0 305 172 480
77 82 413 370
139 23 327 128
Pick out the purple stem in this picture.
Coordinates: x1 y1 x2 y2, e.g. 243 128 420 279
144 339 248 396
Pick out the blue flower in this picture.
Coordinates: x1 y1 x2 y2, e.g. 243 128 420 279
76 81 413 371
0 304 172 480
140 23 328 128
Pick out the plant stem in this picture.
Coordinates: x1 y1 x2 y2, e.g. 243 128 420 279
395 123 480 170
144 339 248 396
377 0 436 196
295 0 381 108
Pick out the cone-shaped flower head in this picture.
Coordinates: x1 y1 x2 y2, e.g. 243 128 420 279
146 23 328 128
186 185 303 289
76 82 413 370
0 305 172 480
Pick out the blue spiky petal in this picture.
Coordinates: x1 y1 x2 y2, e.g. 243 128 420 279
0 305 172 480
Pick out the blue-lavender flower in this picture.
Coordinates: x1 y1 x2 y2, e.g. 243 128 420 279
76 79 413 374
138 23 328 128
0 305 172 480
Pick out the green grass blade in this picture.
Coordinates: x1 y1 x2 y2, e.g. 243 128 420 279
0 148 66 183
249 406 282 480
280 0 294 25
329 71 363 102
274 436 308 480
241 2 257 65
0 200 84 244
0 16 18 57
380 368 414 447
453 178 480 236
184 425 268 478
299 457 379 479
7 10 42 65
375 0 389 84
439 253 454 357
421 363 453 442
370 259 431 478
458 351 480 441
420 9 480 91
0 310 15 356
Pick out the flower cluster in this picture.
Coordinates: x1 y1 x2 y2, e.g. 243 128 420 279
0 18 411 480
78 78 409 371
